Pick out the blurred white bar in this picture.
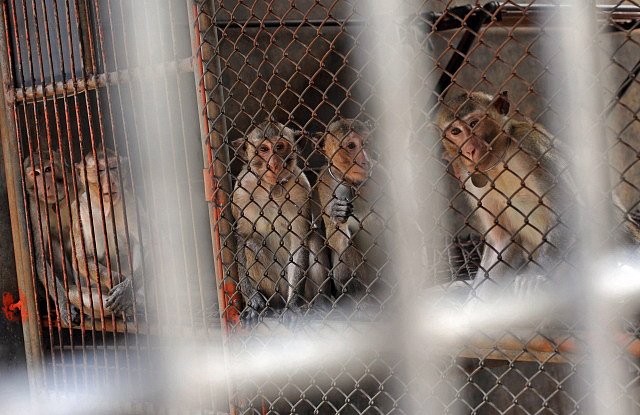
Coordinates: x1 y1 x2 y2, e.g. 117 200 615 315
557 1 628 413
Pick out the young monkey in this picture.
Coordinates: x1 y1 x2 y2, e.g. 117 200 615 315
314 119 392 318
437 91 577 303
231 121 330 325
71 149 145 317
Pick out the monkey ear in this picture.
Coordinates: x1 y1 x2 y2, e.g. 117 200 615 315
231 138 248 162
24 165 34 180
492 91 510 115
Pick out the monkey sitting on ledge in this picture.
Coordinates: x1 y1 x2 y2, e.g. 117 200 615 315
313 119 393 319
231 121 330 326
24 151 80 325
71 149 146 318
436 91 578 304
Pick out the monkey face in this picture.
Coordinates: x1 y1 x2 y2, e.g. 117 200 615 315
442 113 504 172
325 131 372 185
80 153 122 205
26 159 65 204
250 138 295 185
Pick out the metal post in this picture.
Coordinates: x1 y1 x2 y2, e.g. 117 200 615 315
0 2 43 394
188 0 241 333
187 1 240 413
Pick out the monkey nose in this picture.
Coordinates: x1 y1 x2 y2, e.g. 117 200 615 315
465 148 477 161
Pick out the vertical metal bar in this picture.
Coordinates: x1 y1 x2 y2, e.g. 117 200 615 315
98 0 157 394
14 0 60 387
154 1 196 332
189 0 241 331
558 2 624 413
0 1 43 394
35 0 82 390
49 0 97 388
188 1 239 414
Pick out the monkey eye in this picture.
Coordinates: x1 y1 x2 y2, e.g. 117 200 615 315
469 120 478 128
346 142 357 150
34 170 41 177
450 127 462 136
259 145 269 153
44 166 52 173
275 143 285 151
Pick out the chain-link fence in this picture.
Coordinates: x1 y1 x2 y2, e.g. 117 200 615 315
3 0 640 414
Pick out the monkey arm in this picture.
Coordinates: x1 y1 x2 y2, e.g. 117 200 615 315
104 211 148 315
286 238 309 309
29 203 79 325
67 284 109 318
471 224 528 304
306 229 331 307
236 236 267 322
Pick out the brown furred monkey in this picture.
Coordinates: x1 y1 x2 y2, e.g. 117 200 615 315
71 149 145 316
231 121 330 325
24 151 80 324
314 119 392 317
437 91 577 303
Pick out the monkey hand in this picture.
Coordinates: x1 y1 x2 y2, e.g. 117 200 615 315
241 294 266 326
105 278 135 314
329 198 353 224
59 304 81 326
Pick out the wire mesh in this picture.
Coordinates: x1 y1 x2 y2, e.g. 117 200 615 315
0 0 222 411
2 0 640 414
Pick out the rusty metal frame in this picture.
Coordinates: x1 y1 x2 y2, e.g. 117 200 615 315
0 1 43 393
188 0 241 413
188 0 241 332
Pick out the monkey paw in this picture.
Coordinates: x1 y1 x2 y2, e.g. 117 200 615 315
241 294 266 326
105 278 134 314
329 199 353 224
59 304 81 326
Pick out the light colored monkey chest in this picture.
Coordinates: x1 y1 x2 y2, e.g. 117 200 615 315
253 196 302 236
466 167 550 247
79 194 137 273
233 173 310 242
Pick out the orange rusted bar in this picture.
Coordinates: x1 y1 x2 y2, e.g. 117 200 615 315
189 1 240 414
191 3 240 332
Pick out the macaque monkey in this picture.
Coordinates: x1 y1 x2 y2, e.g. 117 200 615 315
314 119 391 316
24 151 80 324
71 149 145 316
437 91 577 303
231 121 330 324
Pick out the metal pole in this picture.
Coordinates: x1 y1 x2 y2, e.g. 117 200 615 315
187 1 240 413
0 2 43 395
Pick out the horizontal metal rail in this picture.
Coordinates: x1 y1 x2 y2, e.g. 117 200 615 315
212 3 640 31
7 57 193 103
